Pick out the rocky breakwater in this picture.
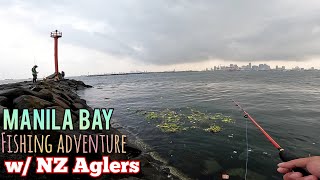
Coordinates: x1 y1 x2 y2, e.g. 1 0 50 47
0 79 177 180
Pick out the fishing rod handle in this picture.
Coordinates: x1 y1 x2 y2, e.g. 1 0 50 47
279 149 316 177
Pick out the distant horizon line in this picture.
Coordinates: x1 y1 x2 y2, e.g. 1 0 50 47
1 67 319 82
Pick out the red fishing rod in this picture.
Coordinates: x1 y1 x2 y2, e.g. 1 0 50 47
232 99 312 177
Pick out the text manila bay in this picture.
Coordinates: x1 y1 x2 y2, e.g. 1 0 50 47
1 108 140 176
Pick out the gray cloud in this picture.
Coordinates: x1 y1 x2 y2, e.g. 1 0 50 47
4 0 320 65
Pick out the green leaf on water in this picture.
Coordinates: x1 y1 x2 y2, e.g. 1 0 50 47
139 108 234 134
221 116 234 123
145 112 159 120
157 123 181 133
204 125 222 133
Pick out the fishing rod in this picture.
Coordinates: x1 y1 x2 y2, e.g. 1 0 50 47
232 99 312 177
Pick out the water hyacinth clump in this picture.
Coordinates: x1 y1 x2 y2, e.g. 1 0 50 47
221 116 234 123
156 123 182 133
145 112 159 120
159 109 181 123
210 113 223 120
187 109 210 122
204 125 222 133
138 108 235 133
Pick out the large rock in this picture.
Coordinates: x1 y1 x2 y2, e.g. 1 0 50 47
0 105 6 122
68 79 93 88
30 85 43 92
0 88 53 102
46 72 63 80
51 89 74 103
0 96 8 106
52 95 70 109
13 95 54 111
0 88 25 99
72 102 85 109
32 88 53 101
38 88 53 97
74 98 86 105
66 91 79 100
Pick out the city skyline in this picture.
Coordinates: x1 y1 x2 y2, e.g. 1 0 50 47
210 62 317 71
210 62 317 72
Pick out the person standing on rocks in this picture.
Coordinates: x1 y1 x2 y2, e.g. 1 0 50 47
32 65 38 83
61 71 65 79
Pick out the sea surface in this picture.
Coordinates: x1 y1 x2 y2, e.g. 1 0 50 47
6 71 319 180
74 71 320 180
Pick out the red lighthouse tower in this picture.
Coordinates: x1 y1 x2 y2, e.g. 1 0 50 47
50 30 62 75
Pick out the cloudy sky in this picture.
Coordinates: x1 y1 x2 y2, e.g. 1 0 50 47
1 0 320 79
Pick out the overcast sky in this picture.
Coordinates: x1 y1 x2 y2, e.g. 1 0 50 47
1 0 320 79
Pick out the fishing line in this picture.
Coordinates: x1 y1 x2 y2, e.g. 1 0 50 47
244 113 249 180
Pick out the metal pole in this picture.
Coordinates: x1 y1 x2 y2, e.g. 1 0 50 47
54 37 59 74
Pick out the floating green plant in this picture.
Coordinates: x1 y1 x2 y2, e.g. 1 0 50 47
139 108 234 134
221 116 234 123
210 113 223 120
204 125 222 133
160 109 181 123
187 109 210 122
156 123 182 133
145 112 158 120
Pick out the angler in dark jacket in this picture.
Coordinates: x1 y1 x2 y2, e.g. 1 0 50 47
32 65 38 83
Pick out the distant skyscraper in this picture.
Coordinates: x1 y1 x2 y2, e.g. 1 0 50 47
252 65 258 71
249 63 252 69
258 64 270 71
